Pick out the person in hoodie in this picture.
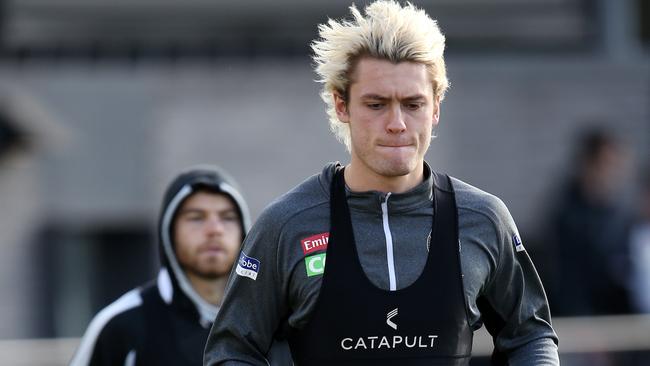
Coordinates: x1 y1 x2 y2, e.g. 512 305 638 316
70 166 289 365
205 1 559 365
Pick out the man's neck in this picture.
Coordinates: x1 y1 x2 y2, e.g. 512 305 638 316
344 162 424 193
185 272 228 306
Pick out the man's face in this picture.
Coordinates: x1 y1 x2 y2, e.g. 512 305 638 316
335 57 439 180
174 191 242 279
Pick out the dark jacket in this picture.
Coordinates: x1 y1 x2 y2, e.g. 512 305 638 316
71 166 254 365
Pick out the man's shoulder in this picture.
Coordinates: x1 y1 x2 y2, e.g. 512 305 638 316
91 287 146 335
450 176 514 228
86 280 172 344
257 164 334 229
71 287 146 365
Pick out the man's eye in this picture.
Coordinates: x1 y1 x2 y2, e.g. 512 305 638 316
406 103 423 110
221 214 238 222
367 103 383 110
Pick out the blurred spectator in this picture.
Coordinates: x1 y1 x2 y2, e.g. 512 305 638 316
546 128 632 316
629 166 650 313
70 166 290 365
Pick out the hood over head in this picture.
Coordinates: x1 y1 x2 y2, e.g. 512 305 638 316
157 165 250 327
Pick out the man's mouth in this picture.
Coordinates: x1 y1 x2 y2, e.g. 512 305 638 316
200 245 224 254
378 143 414 150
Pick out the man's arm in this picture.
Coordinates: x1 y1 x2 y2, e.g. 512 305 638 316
476 197 559 365
204 207 289 366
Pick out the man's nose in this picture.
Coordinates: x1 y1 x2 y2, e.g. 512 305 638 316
386 104 406 133
205 216 224 234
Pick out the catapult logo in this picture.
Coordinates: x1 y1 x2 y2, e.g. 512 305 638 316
339 307 439 351
386 308 398 330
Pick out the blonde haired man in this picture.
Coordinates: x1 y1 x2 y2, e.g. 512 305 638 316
205 1 559 365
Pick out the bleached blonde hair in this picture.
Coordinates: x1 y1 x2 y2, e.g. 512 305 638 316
311 0 449 150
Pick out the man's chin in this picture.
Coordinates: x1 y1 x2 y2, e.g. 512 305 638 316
185 266 229 280
375 161 416 177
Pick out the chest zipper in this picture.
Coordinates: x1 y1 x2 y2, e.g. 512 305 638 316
381 193 397 291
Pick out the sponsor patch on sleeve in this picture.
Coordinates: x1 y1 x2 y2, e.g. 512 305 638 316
513 234 525 252
236 252 260 280
305 253 326 277
301 232 329 255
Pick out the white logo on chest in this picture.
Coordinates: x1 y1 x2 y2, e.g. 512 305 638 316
386 308 398 330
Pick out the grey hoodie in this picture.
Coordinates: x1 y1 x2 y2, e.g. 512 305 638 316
205 162 559 365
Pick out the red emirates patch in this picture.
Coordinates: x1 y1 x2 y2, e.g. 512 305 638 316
301 232 329 255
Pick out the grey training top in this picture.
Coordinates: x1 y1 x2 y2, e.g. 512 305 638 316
204 162 559 365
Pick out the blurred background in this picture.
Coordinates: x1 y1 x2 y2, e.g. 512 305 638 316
0 0 648 365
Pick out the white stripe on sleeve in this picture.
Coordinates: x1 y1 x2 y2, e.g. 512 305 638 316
69 289 142 366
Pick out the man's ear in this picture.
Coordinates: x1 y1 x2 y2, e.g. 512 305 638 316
334 93 350 123
433 95 441 127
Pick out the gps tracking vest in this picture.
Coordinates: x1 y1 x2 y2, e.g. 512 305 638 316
288 168 473 365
